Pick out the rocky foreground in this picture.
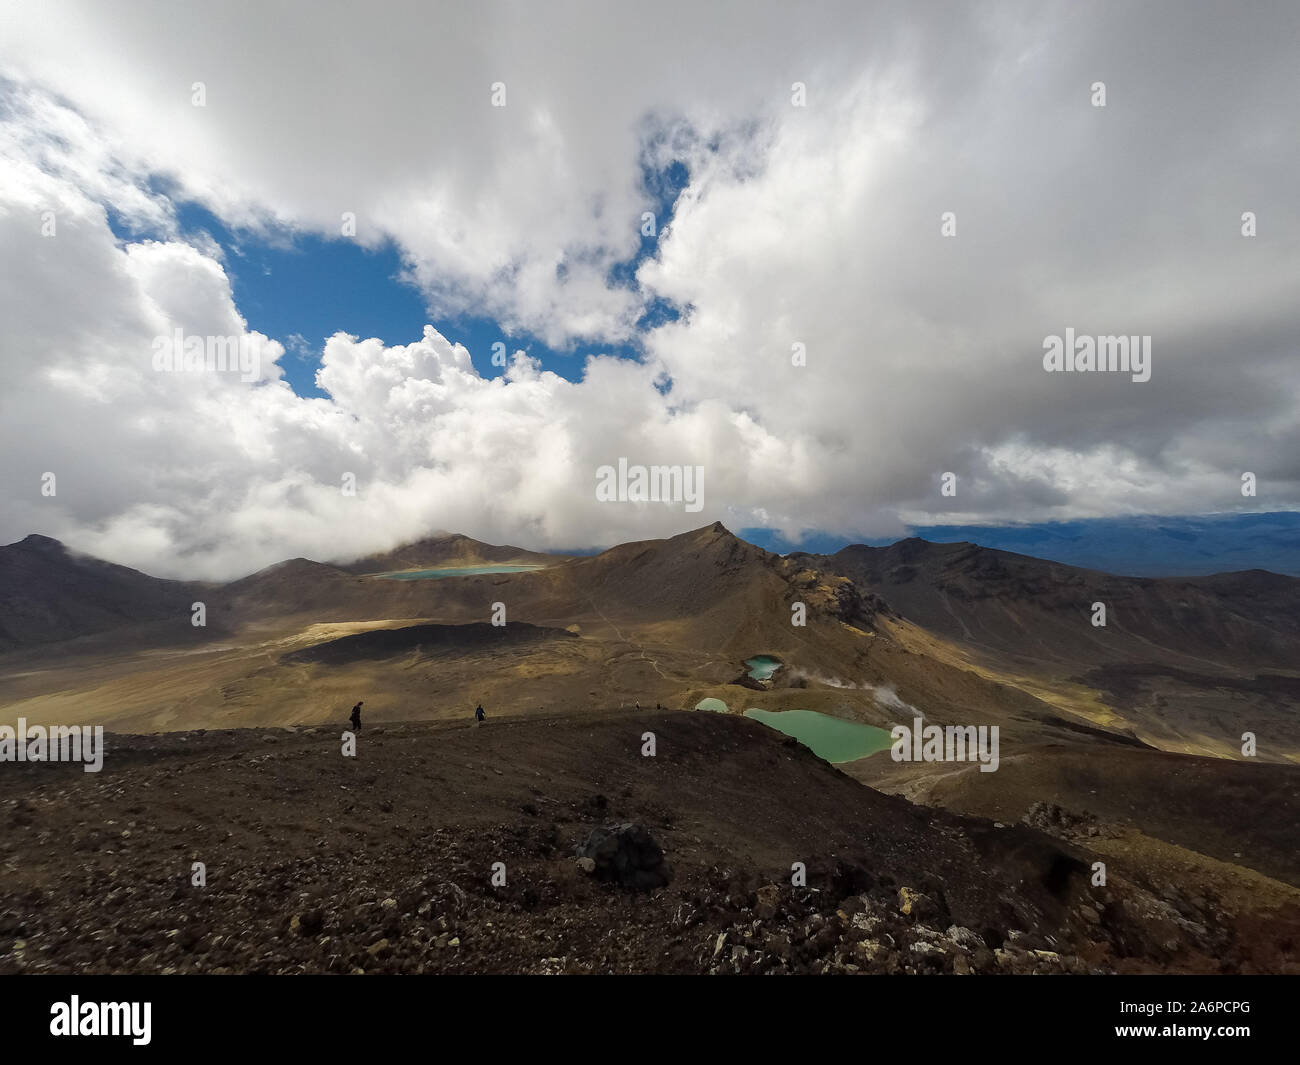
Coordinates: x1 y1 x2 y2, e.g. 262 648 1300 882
1 710 1292 974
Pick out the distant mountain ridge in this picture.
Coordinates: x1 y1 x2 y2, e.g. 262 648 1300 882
745 512 1300 577
5 524 1300 760
334 533 563 574
794 537 1300 672
0 532 561 650
4 525 1296 670
0 534 202 651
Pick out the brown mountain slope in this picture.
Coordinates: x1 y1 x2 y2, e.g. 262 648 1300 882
797 538 1300 758
0 534 204 652
4 710 1293 974
335 533 563 574
214 558 369 619
5 525 1291 761
0 524 1118 745
798 539 1300 672
510 522 885 650
255 524 1119 754
853 742 1300 888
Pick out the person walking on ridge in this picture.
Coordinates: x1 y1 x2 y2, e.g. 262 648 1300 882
474 703 485 724
350 701 363 731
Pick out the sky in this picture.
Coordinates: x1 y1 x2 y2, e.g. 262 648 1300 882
741 511 1300 577
1 0 1298 580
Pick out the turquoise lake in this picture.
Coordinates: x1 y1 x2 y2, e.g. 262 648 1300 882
743 708 894 763
744 655 782 681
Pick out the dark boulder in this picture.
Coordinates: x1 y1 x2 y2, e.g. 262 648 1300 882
575 823 672 890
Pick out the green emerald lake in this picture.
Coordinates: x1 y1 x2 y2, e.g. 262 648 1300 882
744 655 782 681
743 708 893 763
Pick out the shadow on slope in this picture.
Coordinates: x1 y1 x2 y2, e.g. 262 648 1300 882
283 621 577 666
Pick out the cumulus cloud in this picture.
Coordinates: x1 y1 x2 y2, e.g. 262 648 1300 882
1 1 1298 577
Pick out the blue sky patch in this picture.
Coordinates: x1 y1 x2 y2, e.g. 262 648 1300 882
102 162 692 399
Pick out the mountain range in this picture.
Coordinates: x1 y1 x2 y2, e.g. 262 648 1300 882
2 521 1298 974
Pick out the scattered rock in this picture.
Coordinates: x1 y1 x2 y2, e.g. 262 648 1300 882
946 925 985 953
897 886 938 920
754 885 781 920
573 823 672 890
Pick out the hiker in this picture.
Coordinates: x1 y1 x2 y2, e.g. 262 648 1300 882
349 701 363 731
474 703 485 723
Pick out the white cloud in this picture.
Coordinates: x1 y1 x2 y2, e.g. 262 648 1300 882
1 1 1298 577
